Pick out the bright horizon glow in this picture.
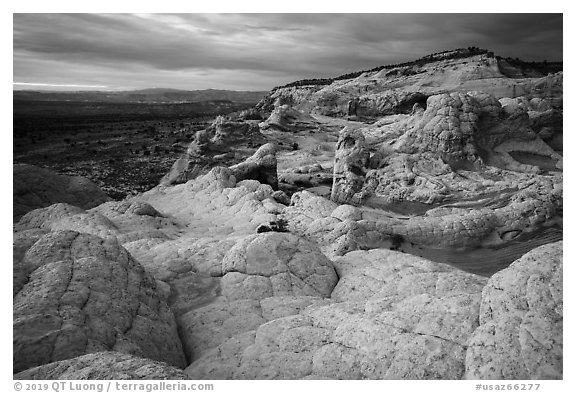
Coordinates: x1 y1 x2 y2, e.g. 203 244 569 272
14 82 110 89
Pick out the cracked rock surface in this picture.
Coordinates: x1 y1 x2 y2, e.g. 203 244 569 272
465 241 563 379
14 352 187 380
13 230 186 373
178 232 338 362
186 249 488 379
13 161 562 379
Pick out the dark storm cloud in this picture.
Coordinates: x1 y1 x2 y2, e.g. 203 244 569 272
15 14 323 77
13 13 563 91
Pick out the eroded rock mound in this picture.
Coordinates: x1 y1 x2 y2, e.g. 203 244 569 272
229 143 279 189
13 230 186 373
260 104 320 132
326 92 561 252
331 92 561 208
14 352 187 380
330 127 370 204
186 249 488 379
139 167 283 237
221 232 338 299
14 164 111 222
160 116 266 186
15 201 179 246
393 93 482 167
465 241 563 380
260 54 561 118
15 203 120 239
178 232 338 362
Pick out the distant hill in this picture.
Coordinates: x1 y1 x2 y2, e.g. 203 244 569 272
272 47 562 90
13 88 268 104
256 47 563 117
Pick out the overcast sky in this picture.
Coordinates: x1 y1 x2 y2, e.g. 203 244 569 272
13 13 563 92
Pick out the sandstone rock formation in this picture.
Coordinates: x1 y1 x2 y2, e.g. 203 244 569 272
160 116 266 186
330 127 370 204
14 352 187 380
14 164 111 221
209 115 263 148
13 230 186 373
13 162 562 379
139 167 282 237
329 92 562 237
465 241 563 379
15 200 180 246
178 232 338 362
256 85 319 114
279 163 333 193
13 48 562 380
260 104 320 132
393 93 482 167
259 54 561 118
229 143 279 189
282 183 561 267
186 249 488 379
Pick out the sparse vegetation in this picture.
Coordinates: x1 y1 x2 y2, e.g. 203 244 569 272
495 56 562 76
256 218 290 233
13 95 262 199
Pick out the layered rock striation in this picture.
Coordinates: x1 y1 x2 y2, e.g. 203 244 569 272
260 105 320 132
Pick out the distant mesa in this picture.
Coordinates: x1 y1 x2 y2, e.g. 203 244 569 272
13 88 268 104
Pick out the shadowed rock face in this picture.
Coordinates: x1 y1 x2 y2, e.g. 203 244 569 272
229 143 279 189
13 164 111 222
14 352 187 380
13 230 186 373
354 91 429 118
